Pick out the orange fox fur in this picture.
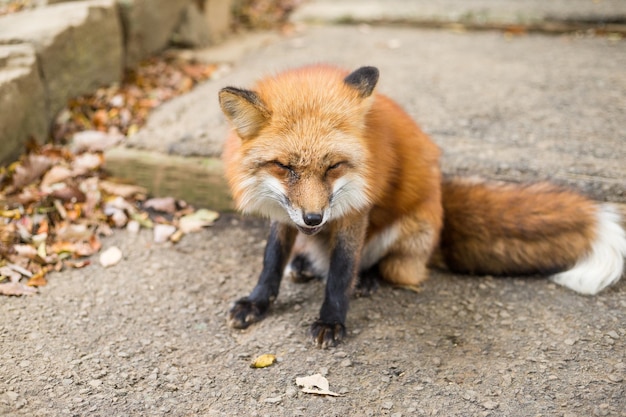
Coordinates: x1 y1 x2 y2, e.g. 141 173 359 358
219 65 626 347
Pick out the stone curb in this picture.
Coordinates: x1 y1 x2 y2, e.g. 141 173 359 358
104 147 233 211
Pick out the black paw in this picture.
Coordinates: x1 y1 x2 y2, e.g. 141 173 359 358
309 320 346 348
354 265 381 297
227 297 269 329
288 254 323 283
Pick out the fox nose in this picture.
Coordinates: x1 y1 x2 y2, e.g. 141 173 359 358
303 212 323 226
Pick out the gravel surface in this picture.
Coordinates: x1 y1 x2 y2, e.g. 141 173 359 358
2 7 625 416
1 214 624 416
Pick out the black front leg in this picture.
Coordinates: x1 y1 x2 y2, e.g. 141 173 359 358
228 221 296 329
310 219 366 348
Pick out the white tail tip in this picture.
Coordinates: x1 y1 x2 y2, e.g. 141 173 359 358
551 204 626 295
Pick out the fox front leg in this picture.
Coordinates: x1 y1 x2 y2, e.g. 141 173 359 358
228 222 297 329
310 218 366 348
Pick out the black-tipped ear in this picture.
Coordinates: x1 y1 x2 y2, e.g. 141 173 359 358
219 87 271 140
344 66 379 98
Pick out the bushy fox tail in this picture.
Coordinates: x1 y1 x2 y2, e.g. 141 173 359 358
439 178 626 295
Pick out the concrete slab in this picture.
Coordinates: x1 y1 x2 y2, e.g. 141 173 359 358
291 0 626 27
117 24 626 204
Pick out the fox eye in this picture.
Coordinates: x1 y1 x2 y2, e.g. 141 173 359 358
271 161 297 177
327 161 345 172
273 161 292 171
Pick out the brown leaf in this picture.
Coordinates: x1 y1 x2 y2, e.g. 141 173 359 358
71 130 123 153
100 180 147 199
0 282 37 296
12 244 38 259
72 152 104 174
10 154 53 191
40 165 73 188
55 223 92 242
0 222 18 244
178 209 219 233
64 259 91 269
49 185 87 203
143 197 177 213
26 268 49 287
0 266 22 282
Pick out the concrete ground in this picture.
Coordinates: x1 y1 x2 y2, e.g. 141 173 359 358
1 1 625 416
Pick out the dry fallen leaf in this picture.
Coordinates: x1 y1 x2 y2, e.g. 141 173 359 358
0 282 37 296
72 152 104 174
99 246 122 267
9 153 54 192
178 209 219 233
153 224 176 243
143 197 177 214
295 374 343 397
26 267 50 287
40 165 73 189
71 130 123 153
99 180 147 199
250 354 277 369
0 266 22 282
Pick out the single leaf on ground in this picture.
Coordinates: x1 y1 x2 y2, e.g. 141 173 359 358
0 282 37 296
9 154 54 192
153 224 177 243
250 354 277 369
99 180 147 199
178 209 219 233
143 197 177 214
71 130 123 153
295 374 343 397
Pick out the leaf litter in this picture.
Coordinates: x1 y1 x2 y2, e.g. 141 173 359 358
0 55 221 296
0 141 219 295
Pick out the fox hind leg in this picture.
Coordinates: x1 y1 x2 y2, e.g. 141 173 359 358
377 219 439 290
354 263 382 297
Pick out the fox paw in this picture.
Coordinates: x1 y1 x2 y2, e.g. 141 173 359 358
227 297 269 329
309 320 346 348
354 266 381 297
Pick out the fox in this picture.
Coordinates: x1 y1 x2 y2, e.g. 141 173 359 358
218 64 626 348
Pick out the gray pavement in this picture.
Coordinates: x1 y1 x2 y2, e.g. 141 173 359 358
121 18 625 204
291 0 626 27
2 2 626 416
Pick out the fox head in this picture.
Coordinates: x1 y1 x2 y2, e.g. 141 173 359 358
219 65 379 235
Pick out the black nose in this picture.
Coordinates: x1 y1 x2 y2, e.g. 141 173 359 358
303 212 323 226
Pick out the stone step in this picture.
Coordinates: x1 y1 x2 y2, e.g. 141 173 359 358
0 0 233 165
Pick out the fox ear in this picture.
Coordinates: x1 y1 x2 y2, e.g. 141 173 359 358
219 87 271 140
344 66 379 98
